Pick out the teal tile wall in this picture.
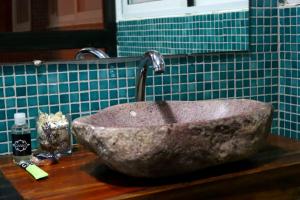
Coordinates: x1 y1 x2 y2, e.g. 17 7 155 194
0 61 137 154
117 10 249 56
279 6 300 140
0 0 281 155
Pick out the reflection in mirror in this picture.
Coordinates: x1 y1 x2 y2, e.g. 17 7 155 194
0 0 115 63
117 0 249 57
128 0 161 4
10 0 104 32
75 47 110 60
0 0 249 63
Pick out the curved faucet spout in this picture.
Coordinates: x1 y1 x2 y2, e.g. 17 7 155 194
136 50 165 101
75 47 109 60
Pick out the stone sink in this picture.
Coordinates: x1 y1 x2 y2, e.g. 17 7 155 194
72 99 273 178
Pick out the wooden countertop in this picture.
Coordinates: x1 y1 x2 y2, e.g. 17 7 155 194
1 135 300 200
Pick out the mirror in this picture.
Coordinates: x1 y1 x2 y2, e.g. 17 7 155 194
116 0 249 57
0 0 249 63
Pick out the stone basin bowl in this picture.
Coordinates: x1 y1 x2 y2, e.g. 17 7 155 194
72 99 273 178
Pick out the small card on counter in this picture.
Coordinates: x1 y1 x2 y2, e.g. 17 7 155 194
18 161 48 180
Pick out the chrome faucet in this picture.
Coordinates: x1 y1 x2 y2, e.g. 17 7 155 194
136 50 165 101
75 47 109 60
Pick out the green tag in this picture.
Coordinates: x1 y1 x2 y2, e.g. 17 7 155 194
26 164 48 180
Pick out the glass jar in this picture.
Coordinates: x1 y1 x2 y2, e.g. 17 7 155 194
36 112 72 156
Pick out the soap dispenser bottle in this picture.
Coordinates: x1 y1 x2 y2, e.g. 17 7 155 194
11 113 32 163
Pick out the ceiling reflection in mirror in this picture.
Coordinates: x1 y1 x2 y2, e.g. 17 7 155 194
4 0 104 32
0 0 107 63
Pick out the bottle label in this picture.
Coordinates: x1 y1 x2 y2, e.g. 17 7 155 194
12 134 31 156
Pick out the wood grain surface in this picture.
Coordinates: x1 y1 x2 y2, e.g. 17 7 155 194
0 135 300 200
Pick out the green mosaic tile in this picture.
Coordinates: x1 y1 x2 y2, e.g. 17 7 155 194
0 143 8 154
119 89 127 98
5 77 14 86
16 76 26 85
89 71 98 80
48 64 57 73
48 85 58 94
49 95 59 104
81 103 90 112
71 104 80 113
90 91 99 101
5 87 15 97
100 91 108 99
0 134 5 145
25 65 36 74
39 96 49 105
26 75 36 84
100 101 109 109
37 65 46 74
99 80 108 89
28 97 38 106
89 81 98 90
60 105 70 114
99 69 108 79
69 72 78 82
48 74 58 83
79 72 88 81
48 106 60 116
59 73 68 82
110 90 118 99
17 98 27 107
38 85 48 95
0 122 6 132
109 80 117 89
0 111 6 120
38 74 47 84
70 93 79 103
3 66 13 75
80 93 89 102
60 94 69 103
60 84 69 93
15 65 25 75
0 99 4 109
69 83 79 92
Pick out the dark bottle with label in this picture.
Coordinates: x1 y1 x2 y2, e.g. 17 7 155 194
11 113 32 164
